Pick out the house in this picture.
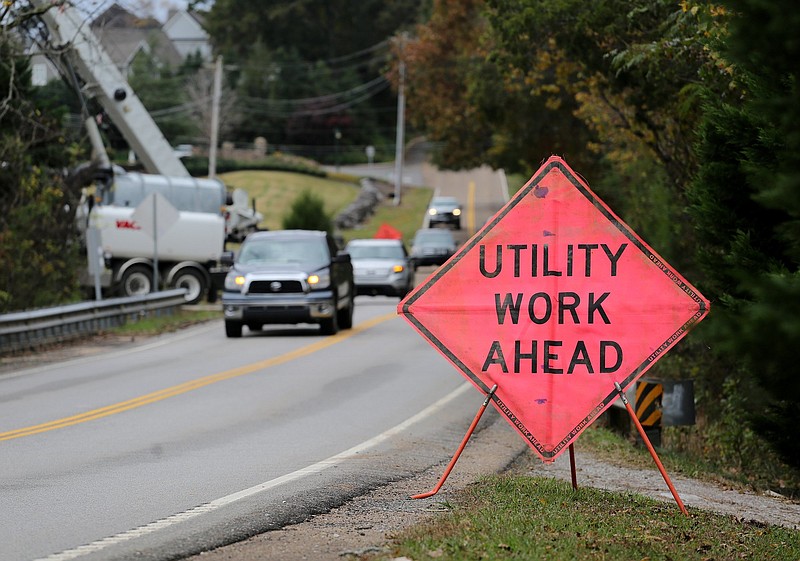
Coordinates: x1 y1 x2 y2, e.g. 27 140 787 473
162 9 212 61
90 3 184 76
30 3 211 85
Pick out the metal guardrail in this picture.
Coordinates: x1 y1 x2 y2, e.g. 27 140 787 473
0 289 188 355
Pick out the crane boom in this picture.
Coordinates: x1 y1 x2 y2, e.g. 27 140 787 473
36 1 190 177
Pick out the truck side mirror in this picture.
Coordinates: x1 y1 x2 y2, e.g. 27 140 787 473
220 250 235 266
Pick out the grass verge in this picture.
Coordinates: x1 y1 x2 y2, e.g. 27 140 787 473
373 475 799 561
110 308 220 336
340 184 432 244
219 169 363 231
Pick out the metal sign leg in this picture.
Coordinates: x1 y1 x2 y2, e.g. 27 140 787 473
615 382 688 515
410 385 498 500
568 443 578 490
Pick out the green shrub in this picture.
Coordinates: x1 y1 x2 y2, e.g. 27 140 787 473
281 190 333 233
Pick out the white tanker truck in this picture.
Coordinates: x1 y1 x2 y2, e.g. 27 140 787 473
32 0 262 303
78 167 228 304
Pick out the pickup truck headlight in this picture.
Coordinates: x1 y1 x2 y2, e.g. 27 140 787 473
307 268 330 289
224 272 246 292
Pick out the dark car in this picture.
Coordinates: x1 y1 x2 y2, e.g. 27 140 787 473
346 238 414 298
221 230 354 337
427 196 462 229
409 228 457 268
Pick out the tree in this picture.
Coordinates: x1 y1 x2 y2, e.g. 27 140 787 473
127 46 198 147
395 0 501 171
184 60 239 147
1 8 85 312
282 190 333 233
205 0 428 158
688 0 800 469
403 0 716 269
206 0 426 61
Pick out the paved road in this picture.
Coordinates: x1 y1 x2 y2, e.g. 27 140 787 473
0 155 516 561
331 143 510 243
0 299 491 561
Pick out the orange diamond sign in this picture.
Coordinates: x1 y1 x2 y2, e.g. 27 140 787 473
398 156 709 462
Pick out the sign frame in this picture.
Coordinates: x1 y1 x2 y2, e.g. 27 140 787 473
398 156 709 462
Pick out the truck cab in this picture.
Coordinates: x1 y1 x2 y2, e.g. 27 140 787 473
221 230 355 337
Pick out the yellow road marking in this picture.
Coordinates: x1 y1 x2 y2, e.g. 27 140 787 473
0 313 397 442
467 180 476 234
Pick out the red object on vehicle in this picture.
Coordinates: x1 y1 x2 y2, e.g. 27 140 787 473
398 156 709 463
374 223 402 239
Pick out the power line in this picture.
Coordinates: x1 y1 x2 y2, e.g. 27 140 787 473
237 80 391 118
232 40 391 72
238 75 389 107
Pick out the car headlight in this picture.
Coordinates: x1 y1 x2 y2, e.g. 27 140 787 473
393 264 405 273
224 272 246 292
308 269 331 289
428 208 437 216
453 208 461 216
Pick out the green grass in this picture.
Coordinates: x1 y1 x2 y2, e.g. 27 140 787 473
219 170 363 231
219 169 433 244
364 426 799 561
111 308 220 336
375 475 799 561
340 184 432 244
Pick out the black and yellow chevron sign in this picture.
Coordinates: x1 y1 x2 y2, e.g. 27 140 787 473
635 381 663 427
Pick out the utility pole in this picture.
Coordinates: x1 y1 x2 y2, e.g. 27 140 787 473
335 128 342 172
393 34 407 206
209 55 223 179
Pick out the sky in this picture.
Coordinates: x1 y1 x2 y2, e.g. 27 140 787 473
77 0 208 24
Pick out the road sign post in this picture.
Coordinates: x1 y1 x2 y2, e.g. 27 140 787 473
399 156 709 508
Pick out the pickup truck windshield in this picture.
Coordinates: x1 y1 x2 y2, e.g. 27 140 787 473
239 238 329 266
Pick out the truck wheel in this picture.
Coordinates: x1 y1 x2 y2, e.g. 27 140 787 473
172 268 206 305
337 292 354 330
320 299 340 336
225 321 242 338
119 265 153 297
207 286 218 304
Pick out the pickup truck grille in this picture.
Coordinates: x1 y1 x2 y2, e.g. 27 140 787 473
248 280 304 294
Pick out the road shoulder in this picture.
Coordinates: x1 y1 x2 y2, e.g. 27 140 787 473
185 415 799 561
182 409 528 561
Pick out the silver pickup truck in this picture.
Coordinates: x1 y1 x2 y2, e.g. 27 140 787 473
221 230 355 337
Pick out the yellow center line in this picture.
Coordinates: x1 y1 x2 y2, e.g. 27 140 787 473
467 180 476 234
0 312 397 442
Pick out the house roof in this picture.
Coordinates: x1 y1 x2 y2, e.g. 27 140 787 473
91 3 183 71
91 3 160 30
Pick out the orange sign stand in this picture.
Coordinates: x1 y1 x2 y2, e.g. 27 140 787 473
411 385 497 500
400 156 708 513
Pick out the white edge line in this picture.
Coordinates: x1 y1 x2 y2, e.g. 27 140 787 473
36 382 473 561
